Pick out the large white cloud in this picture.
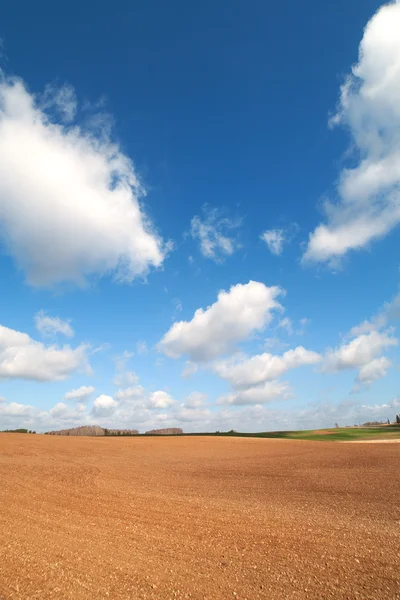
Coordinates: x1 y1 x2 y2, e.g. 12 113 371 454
304 2 400 264
214 346 321 389
0 324 89 381
159 281 283 361
0 75 168 287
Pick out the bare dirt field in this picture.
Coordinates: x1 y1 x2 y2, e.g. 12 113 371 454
0 434 399 600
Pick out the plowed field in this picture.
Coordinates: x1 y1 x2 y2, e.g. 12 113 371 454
0 434 399 599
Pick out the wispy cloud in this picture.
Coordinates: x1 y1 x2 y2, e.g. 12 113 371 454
190 205 242 262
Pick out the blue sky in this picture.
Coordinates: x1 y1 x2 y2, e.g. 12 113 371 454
0 0 399 432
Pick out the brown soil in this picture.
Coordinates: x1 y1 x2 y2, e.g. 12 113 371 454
0 434 399 600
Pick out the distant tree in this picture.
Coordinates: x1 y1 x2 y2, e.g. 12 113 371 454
334 423 339 428
396 414 400 424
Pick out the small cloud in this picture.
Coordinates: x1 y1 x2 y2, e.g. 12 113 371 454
296 317 310 336
190 205 242 262
64 385 95 402
278 317 293 335
114 351 133 371
184 391 207 408
35 311 74 338
260 229 286 256
92 394 118 417
149 391 176 409
113 371 139 387
136 341 148 355
181 361 198 378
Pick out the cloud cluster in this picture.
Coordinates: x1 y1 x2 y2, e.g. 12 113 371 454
159 281 283 361
0 323 89 381
3 392 398 434
0 75 168 288
304 2 400 264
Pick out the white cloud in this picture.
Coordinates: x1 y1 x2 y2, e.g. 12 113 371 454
50 402 86 421
0 401 33 417
0 323 89 381
1 391 399 434
114 350 133 372
64 385 95 402
41 83 77 123
278 317 293 335
149 391 176 409
181 361 198 378
0 395 6 403
184 391 207 408
304 2 400 264
159 281 283 361
115 385 146 404
349 293 400 338
190 205 242 262
217 380 292 406
323 329 397 387
92 394 118 417
136 341 148 355
214 346 321 389
349 315 387 338
113 371 139 387
356 356 392 385
296 317 310 335
174 407 211 422
0 75 169 288
324 330 397 372
260 229 286 255
35 311 74 337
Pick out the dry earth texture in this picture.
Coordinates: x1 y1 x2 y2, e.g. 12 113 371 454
0 434 399 600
